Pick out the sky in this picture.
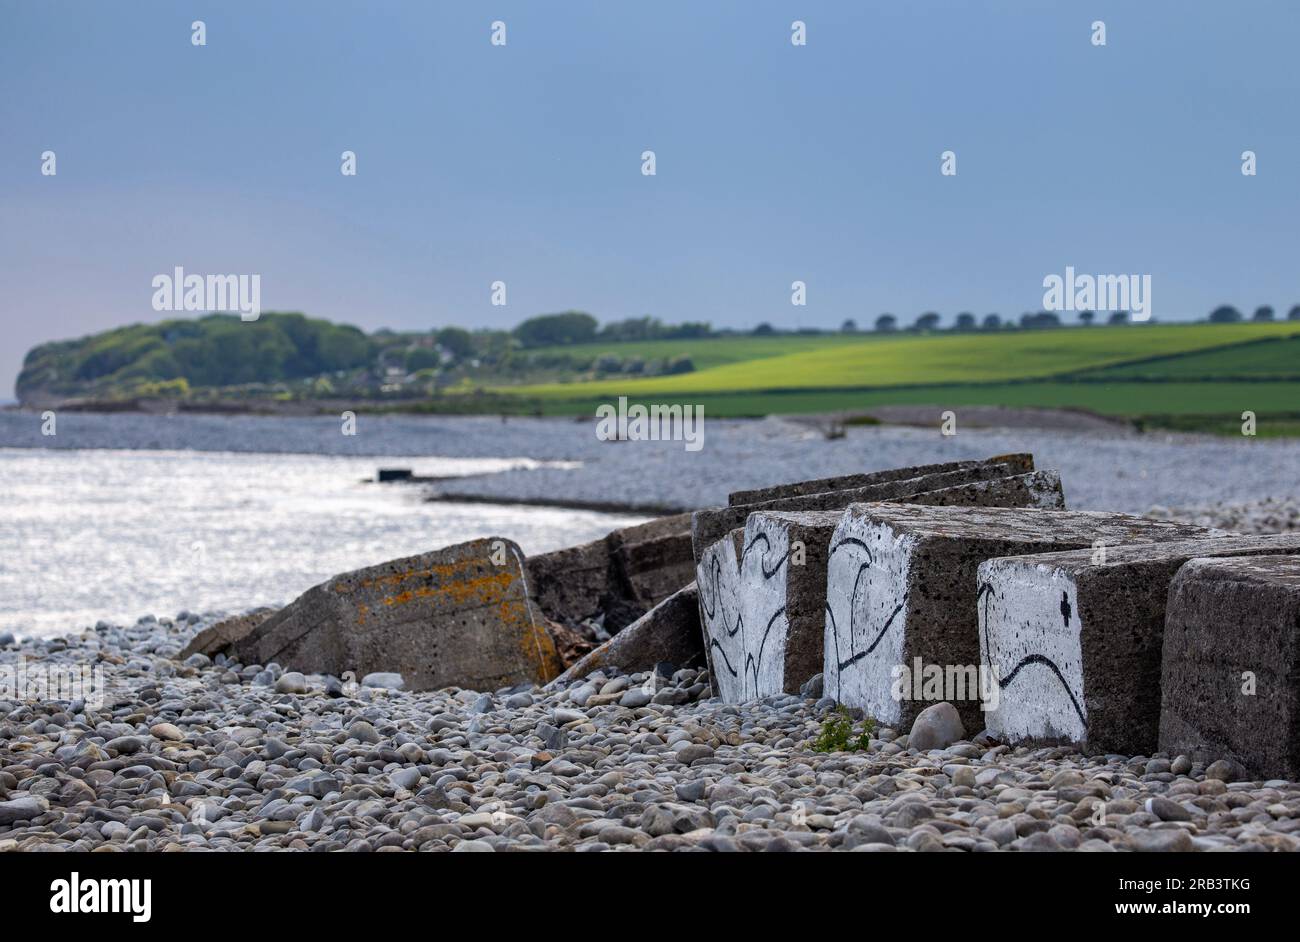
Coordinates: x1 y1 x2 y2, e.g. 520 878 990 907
2 1 1298 397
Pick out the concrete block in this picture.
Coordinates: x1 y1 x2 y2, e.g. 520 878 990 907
548 582 702 687
727 454 1033 506
701 511 841 701
1160 555 1300 780
907 470 1064 511
179 608 275 660
526 536 613 625
608 513 696 611
693 456 1042 559
527 513 694 632
824 504 1221 730
981 534 1299 754
232 538 565 692
699 470 1064 702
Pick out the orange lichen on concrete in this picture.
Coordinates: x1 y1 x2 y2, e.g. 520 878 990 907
376 568 517 609
354 556 490 593
517 612 564 682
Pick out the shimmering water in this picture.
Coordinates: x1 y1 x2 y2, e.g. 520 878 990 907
0 448 643 637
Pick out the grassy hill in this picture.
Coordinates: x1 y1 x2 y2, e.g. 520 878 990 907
510 323 1299 397
498 322 1300 433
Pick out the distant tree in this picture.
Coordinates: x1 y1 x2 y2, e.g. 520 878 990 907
661 321 713 339
1209 305 1242 323
875 314 897 333
840 318 858 333
599 316 660 342
405 347 440 372
752 322 776 335
513 311 598 348
664 355 695 374
435 326 474 360
981 313 1002 331
1078 310 1095 326
593 352 622 373
1253 305 1275 322
474 329 514 364
1020 311 1062 329
1289 305 1300 321
1108 310 1130 325
955 312 976 331
914 312 941 331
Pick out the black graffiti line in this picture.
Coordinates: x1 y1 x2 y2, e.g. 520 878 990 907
721 608 743 638
829 536 874 564
743 605 787 696
828 537 878 686
743 532 789 580
826 602 843 690
977 582 994 668
708 638 739 678
699 555 720 619
998 653 1087 728
837 599 906 671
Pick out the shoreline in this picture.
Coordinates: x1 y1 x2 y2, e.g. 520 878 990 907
2 611 1296 852
424 490 688 517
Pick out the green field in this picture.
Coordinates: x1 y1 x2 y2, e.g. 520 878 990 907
513 323 1299 397
1077 336 1300 381
495 322 1300 432
523 333 867 372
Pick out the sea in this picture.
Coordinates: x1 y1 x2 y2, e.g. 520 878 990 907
0 412 645 637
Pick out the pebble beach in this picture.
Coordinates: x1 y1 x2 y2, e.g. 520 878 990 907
3 605 1298 853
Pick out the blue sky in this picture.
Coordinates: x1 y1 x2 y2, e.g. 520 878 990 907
2 1 1298 396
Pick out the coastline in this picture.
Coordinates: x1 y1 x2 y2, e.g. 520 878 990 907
3 610 1296 852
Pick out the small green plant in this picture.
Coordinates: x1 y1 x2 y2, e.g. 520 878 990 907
811 707 875 753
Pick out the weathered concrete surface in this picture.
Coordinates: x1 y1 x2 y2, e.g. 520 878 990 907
608 514 696 611
906 470 1064 511
981 534 1300 755
824 504 1221 731
526 513 693 632
179 608 276 660
701 511 841 701
1160 555 1300 780
693 456 1040 559
231 538 565 692
525 538 612 628
547 583 702 687
726 454 1033 506
699 469 1065 702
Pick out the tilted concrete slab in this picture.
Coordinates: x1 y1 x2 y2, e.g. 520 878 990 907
726 454 1033 506
981 534 1300 755
907 470 1064 511
526 512 694 632
823 504 1221 730
1160 555 1300 780
232 538 565 692
692 457 1041 560
699 470 1065 702
179 608 275 660
608 514 696 611
547 582 702 687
